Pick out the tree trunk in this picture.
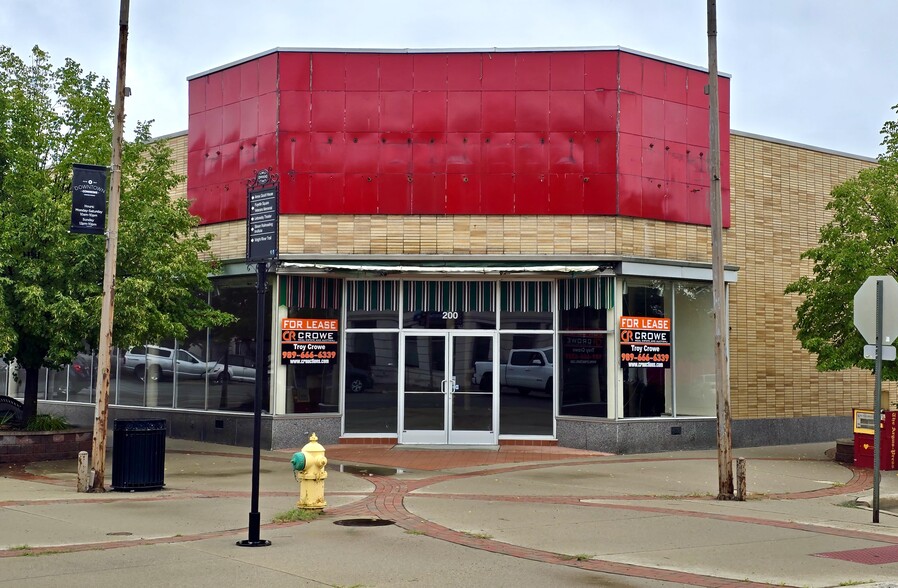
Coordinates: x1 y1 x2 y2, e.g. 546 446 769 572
22 365 39 424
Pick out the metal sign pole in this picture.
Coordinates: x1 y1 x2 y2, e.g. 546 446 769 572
237 260 271 547
873 279 883 523
237 168 277 548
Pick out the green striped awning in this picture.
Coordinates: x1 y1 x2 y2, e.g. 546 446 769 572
559 277 614 310
347 280 398 311
501 281 553 313
403 280 495 312
281 276 341 309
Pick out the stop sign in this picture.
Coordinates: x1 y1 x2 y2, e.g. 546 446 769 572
854 275 898 344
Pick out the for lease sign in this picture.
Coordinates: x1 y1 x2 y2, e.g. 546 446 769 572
281 318 338 365
620 316 671 368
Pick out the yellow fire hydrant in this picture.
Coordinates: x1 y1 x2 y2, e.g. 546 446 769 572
291 433 327 510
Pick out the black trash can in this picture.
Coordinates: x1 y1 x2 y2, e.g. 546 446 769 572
111 419 167 491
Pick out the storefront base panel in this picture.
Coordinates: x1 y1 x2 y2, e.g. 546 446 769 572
39 402 274 450
733 415 853 448
270 415 342 450
41 402 854 454
557 415 854 454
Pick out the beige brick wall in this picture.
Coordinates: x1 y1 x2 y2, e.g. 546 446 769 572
174 131 889 421
728 134 882 420
206 215 722 260
163 133 188 199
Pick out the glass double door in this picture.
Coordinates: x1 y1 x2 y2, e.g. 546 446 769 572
401 332 496 444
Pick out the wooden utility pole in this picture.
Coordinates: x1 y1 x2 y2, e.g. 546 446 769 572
89 0 130 492
707 0 734 499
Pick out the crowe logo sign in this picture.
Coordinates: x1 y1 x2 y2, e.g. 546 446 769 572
620 316 671 368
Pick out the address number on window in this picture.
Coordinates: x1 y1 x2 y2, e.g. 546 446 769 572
442 311 459 320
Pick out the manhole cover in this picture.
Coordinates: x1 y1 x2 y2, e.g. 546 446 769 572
106 531 133 536
334 518 395 527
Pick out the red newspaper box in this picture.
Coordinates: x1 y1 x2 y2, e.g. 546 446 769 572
853 409 898 470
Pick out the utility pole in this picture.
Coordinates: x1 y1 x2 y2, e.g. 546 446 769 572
89 0 130 492
707 0 734 499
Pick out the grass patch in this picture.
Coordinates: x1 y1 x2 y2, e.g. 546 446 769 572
560 553 593 562
25 414 68 432
11 545 31 551
837 499 861 509
272 508 321 523
462 531 493 540
839 582 874 587
405 530 427 536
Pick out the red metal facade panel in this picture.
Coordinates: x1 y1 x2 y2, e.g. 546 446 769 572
186 49 730 228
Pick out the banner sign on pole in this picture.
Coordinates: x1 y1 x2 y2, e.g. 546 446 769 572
70 163 108 235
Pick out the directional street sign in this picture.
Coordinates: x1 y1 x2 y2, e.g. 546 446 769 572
246 185 278 262
854 275 898 345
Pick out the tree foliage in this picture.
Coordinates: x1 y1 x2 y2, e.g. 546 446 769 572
786 105 898 380
0 46 231 421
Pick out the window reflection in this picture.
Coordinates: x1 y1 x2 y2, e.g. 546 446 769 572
344 332 398 433
559 334 607 417
622 279 670 418
209 278 271 413
674 283 715 416
497 333 554 435
286 308 340 414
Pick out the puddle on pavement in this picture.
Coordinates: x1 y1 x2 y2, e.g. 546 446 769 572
333 518 395 527
336 464 404 476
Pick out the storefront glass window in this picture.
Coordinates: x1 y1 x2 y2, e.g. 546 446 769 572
622 279 671 417
344 332 399 433
284 276 341 414
500 281 553 330
558 277 612 418
558 333 608 417
176 329 211 410
673 282 716 416
347 280 399 329
497 333 554 435
620 278 715 419
402 280 496 329
209 278 271 413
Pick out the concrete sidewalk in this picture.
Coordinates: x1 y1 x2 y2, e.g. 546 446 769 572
2 440 898 587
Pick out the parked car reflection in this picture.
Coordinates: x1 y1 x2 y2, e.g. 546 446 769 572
209 355 256 383
123 345 212 382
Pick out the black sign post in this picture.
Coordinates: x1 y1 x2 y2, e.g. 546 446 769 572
70 164 109 234
237 169 278 549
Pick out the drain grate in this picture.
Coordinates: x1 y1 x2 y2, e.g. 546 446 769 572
106 531 133 536
334 518 395 527
338 464 402 476
815 544 898 564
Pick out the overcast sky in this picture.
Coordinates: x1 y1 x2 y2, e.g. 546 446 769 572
2 0 895 158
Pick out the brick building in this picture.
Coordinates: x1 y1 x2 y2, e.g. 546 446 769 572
28 47 879 452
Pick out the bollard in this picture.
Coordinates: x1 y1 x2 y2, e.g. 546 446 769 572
77 451 89 493
735 457 746 501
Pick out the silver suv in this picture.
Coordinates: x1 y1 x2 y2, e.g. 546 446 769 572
123 345 211 382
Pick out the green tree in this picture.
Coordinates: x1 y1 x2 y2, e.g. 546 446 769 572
0 45 231 423
786 105 898 380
